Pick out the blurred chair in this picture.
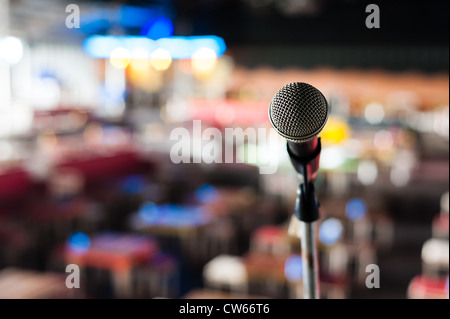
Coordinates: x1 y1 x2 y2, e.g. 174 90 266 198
134 252 179 299
250 225 290 255
200 217 238 261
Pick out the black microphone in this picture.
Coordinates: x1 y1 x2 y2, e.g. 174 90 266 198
268 82 329 222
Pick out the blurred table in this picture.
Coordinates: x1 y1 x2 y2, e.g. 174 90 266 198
0 268 74 299
56 149 147 186
64 232 158 298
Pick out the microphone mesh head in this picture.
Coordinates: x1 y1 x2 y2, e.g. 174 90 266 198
269 82 329 142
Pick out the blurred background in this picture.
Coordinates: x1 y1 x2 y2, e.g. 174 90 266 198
0 0 448 299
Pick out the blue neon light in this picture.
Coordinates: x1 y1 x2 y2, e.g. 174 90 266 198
82 35 226 59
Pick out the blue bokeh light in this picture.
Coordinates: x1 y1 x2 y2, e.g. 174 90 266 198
319 218 344 246
195 184 218 204
138 202 209 226
345 198 367 221
68 232 91 253
284 255 303 282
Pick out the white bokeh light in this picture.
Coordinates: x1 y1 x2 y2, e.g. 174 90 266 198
364 102 385 125
357 160 378 185
0 36 23 65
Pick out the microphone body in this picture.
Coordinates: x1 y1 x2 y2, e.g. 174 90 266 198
268 82 328 222
287 137 321 182
269 82 328 299
268 82 328 300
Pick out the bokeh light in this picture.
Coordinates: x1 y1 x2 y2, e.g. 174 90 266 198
109 47 131 69
285 255 303 282
150 48 172 71
319 218 344 246
68 232 91 253
345 198 367 221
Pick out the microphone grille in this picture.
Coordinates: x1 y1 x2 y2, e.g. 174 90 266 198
269 82 329 142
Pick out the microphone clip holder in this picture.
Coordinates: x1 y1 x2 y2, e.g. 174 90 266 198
287 138 322 223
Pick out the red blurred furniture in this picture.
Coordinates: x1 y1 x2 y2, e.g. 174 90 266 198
64 232 158 298
408 275 449 299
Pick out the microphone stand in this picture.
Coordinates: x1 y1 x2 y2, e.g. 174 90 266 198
288 138 322 299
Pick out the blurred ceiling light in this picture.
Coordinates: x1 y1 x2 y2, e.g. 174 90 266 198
320 146 346 170
130 47 150 59
191 47 217 78
374 130 394 151
0 36 23 65
150 48 172 71
319 218 344 246
364 102 385 125
321 116 351 145
109 47 131 69
357 159 378 185
83 35 226 60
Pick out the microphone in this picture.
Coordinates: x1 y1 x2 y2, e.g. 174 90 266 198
269 82 329 181
268 82 329 222
268 82 329 299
